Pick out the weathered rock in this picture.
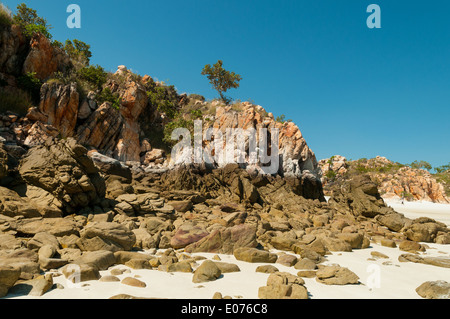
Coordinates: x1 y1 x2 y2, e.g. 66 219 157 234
399 240 423 253
62 263 101 283
233 247 278 263
23 33 71 80
258 272 308 299
276 254 298 267
160 261 193 273
78 222 136 252
0 234 23 250
416 281 450 299
38 82 79 138
121 277 146 288
294 258 317 270
27 232 60 251
99 275 121 283
170 222 209 249
403 218 448 243
125 259 152 270
73 250 116 271
0 249 40 276
255 265 279 274
114 251 153 265
16 218 80 237
0 186 41 218
399 254 450 268
88 151 132 180
316 265 360 285
375 213 410 233
0 265 21 297
192 260 222 283
9 274 53 297
329 175 393 218
185 224 258 254
214 262 240 273
19 138 106 214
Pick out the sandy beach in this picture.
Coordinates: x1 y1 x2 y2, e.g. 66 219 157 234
6 200 450 300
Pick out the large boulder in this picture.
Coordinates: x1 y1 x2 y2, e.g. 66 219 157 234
185 224 258 254
77 222 136 252
416 281 450 299
0 265 21 297
316 265 360 285
402 217 449 243
0 186 41 218
18 138 106 214
192 260 222 283
329 175 394 218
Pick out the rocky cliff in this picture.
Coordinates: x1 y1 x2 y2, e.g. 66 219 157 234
319 156 450 203
0 19 323 199
1 13 449 300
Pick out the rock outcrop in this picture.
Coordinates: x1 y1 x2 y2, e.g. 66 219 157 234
320 156 449 203
22 33 71 80
18 138 106 214
38 82 79 138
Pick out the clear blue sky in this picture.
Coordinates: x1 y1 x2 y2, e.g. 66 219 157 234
3 0 450 168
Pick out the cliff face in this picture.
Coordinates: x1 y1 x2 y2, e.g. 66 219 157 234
319 156 450 204
0 23 323 199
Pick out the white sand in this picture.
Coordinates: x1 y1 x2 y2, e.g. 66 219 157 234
6 200 450 300
384 198 450 227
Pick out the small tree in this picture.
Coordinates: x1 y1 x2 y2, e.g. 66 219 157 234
201 60 242 105
13 3 52 39
410 160 432 171
64 39 92 67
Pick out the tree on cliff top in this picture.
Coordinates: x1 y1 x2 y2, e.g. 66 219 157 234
13 3 52 39
201 60 242 105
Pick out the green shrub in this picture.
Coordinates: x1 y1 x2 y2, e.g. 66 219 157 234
96 87 121 110
13 3 52 39
325 170 337 180
0 88 32 116
163 114 194 146
64 39 92 68
78 65 107 90
147 86 178 120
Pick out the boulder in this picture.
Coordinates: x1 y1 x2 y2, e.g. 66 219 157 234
77 222 136 252
0 186 41 218
88 151 132 180
416 281 450 299
316 265 360 285
258 272 308 299
16 218 80 237
0 265 21 297
185 224 258 254
73 250 116 270
170 222 209 249
192 260 222 283
8 274 53 297
18 138 106 214
403 218 448 243
233 247 278 263
62 263 101 283
121 277 146 288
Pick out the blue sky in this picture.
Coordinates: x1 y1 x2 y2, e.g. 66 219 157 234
3 0 450 168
